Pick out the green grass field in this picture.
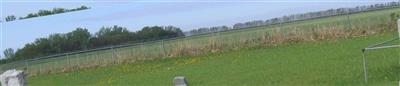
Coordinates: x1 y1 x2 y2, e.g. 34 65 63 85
28 32 400 86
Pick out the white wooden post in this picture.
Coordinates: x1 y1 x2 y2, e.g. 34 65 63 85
362 52 368 83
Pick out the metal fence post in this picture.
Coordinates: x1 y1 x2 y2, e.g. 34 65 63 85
83 53 86 66
130 46 134 59
111 46 115 64
161 40 166 58
39 63 42 75
67 53 70 69
75 54 79 68
345 9 352 31
25 61 29 73
141 42 146 58
95 53 99 66
87 53 90 66
53 59 57 73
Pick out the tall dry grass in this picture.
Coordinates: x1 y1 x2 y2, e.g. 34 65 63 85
28 15 400 76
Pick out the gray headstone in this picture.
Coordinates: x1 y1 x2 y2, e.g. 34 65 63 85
174 76 188 86
0 69 27 86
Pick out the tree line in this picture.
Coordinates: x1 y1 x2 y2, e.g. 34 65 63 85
2 1 400 62
232 1 400 29
3 5 89 22
187 26 231 36
187 1 400 36
1 25 184 63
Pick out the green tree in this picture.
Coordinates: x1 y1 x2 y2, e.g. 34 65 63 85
77 5 89 10
25 13 38 18
37 10 52 16
66 28 91 50
15 43 41 59
164 26 184 37
52 8 66 14
11 25 184 62
48 33 67 53
93 25 131 47
5 15 16 22
3 48 15 59
137 26 184 40
137 26 166 40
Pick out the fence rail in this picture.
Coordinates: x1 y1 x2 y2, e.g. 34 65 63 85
0 7 397 75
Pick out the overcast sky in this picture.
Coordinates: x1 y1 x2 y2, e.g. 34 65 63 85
0 0 397 57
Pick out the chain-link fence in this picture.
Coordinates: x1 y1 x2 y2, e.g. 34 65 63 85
0 8 396 76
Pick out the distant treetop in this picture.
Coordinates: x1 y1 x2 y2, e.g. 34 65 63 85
3 5 90 22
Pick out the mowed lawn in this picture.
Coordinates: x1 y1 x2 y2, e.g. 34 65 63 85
28 32 400 86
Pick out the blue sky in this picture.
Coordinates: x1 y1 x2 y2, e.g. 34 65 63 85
0 0 397 57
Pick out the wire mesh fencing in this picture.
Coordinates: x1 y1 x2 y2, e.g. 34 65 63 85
0 8 397 76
